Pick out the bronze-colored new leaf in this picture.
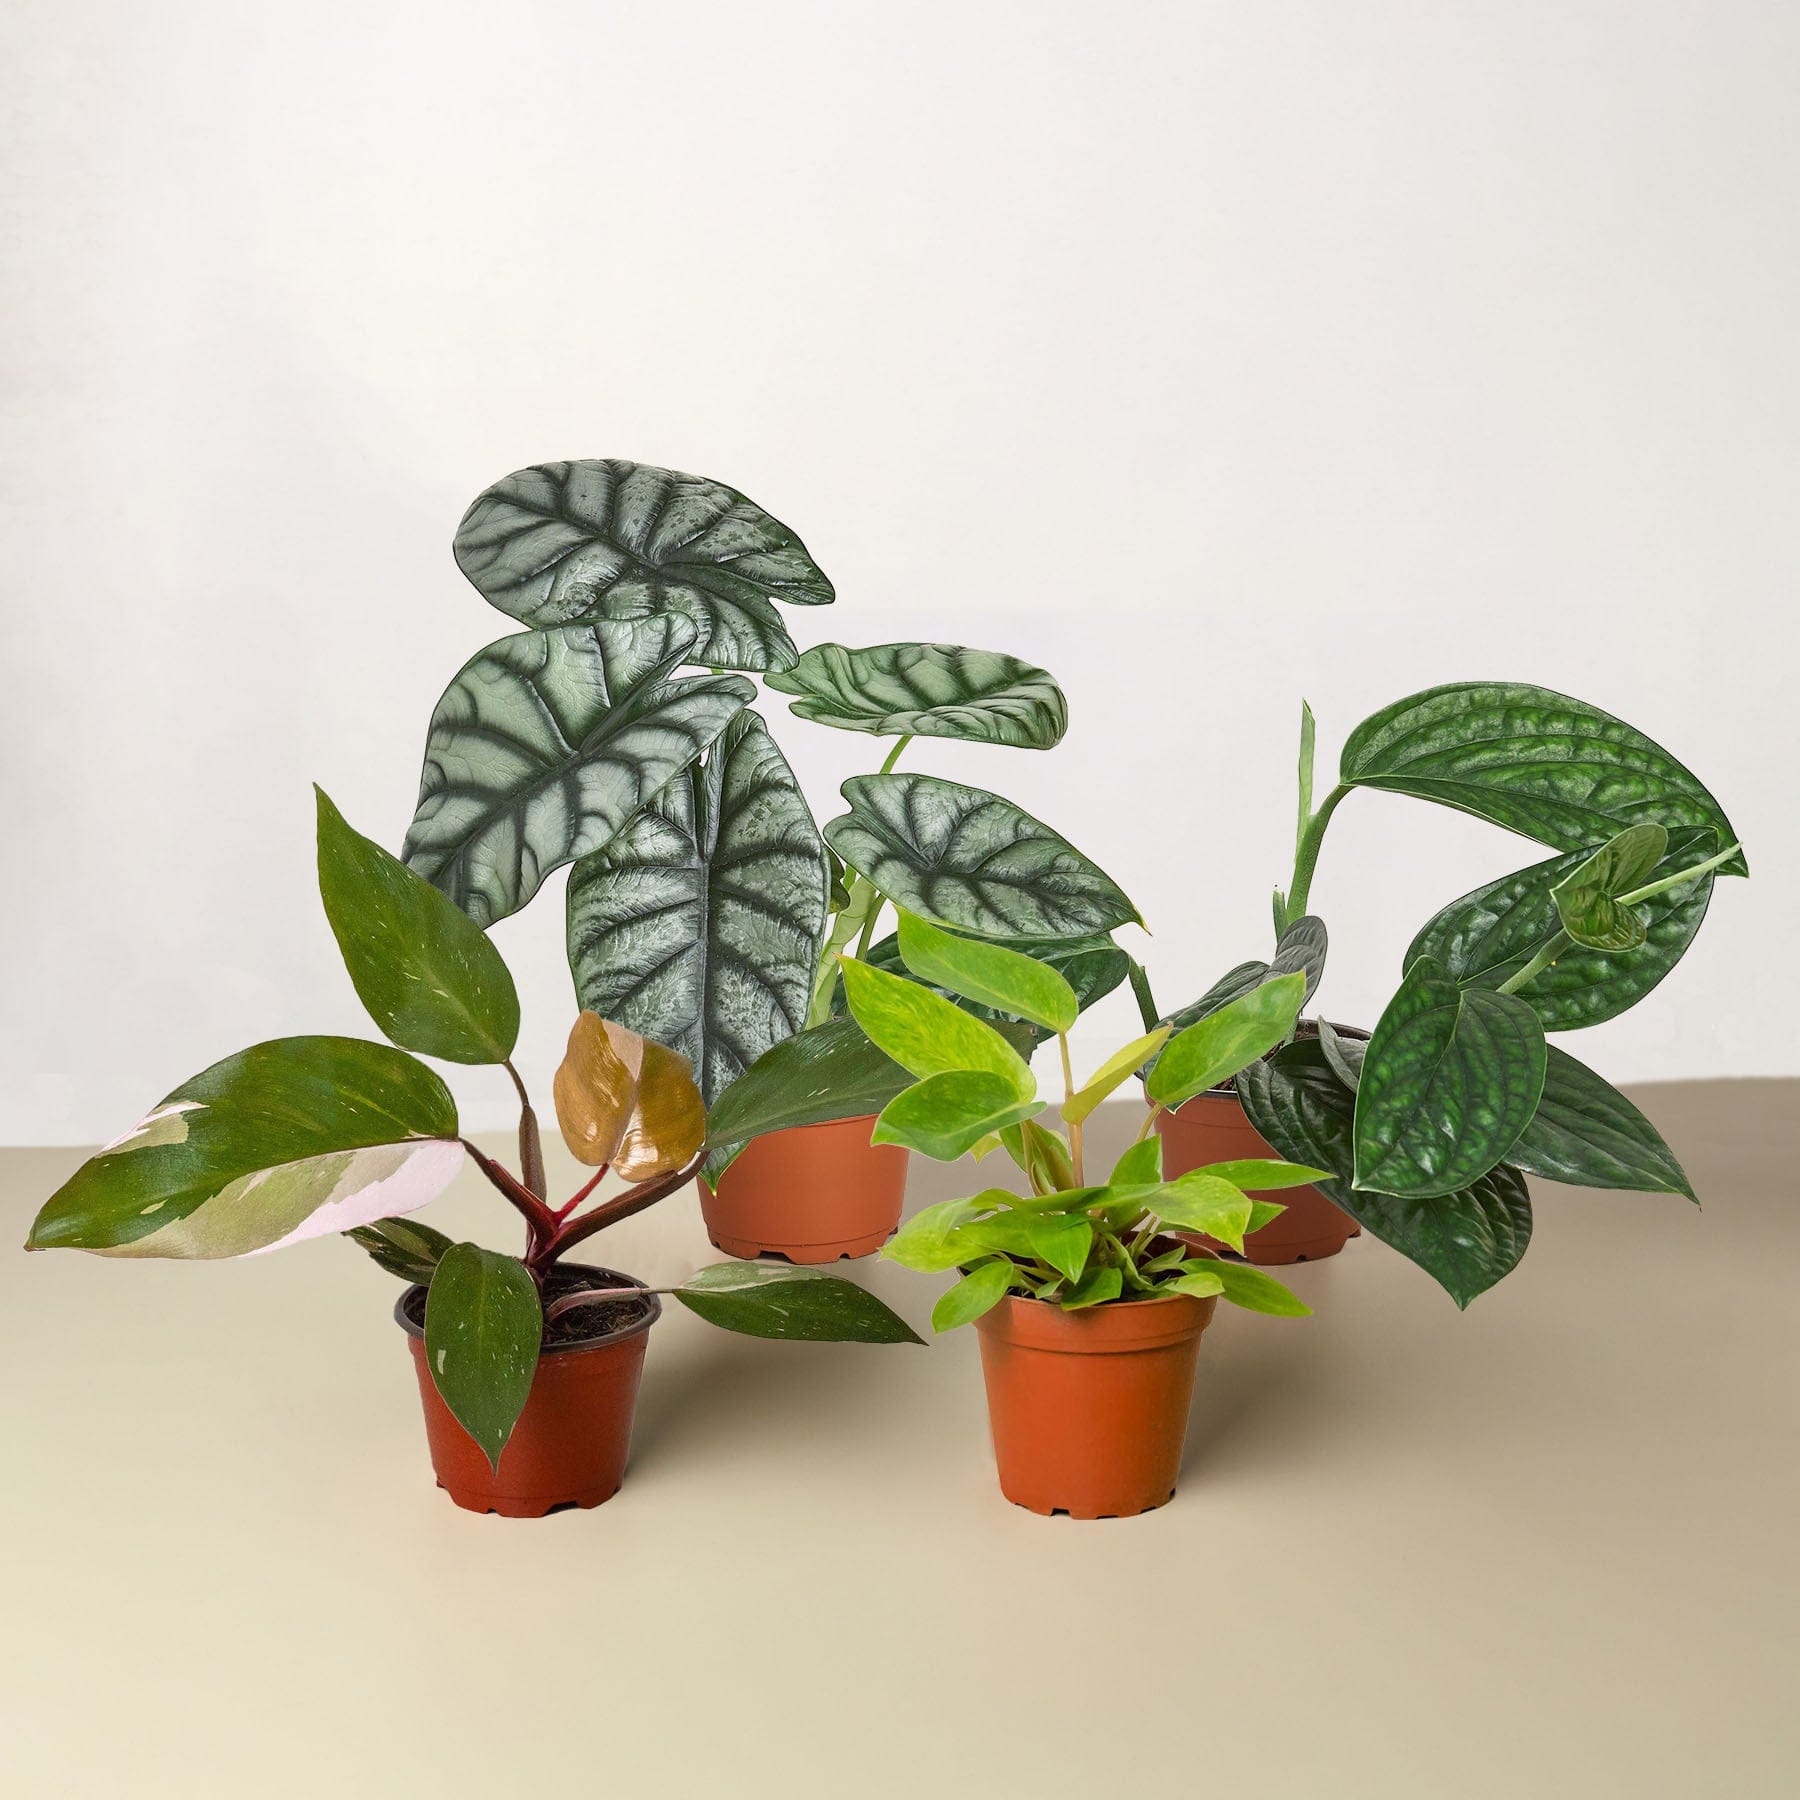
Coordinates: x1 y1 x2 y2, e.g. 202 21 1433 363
614 1039 706 1181
553 1013 640 1167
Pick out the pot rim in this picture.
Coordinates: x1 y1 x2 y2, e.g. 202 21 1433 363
745 1111 880 1139
975 1283 1217 1353
394 1259 663 1355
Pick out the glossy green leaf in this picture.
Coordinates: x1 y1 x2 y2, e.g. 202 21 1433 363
1549 824 1669 951
1164 1266 1226 1300
765 641 1066 747
29 1039 461 1258
1317 1019 1364 1091
1238 1040 1533 1306
566 710 828 1106
895 910 1078 1033
1110 1136 1163 1186
1018 1119 1077 1193
316 788 519 1064
1148 918 1327 1074
932 1258 1017 1331
674 1262 923 1343
1196 1259 1311 1317
1147 972 1307 1108
839 957 1035 1095
883 1197 984 1272
1131 1172 1256 1249
424 1245 542 1470
872 1071 1044 1161
1509 1046 1697 1200
1019 1213 1093 1284
1064 1027 1172 1127
1199 1159 1334 1191
402 617 751 927
1062 1264 1123 1309
453 459 833 672
1406 828 1719 1031
826 773 1140 940
1339 683 1745 873
345 1216 456 1284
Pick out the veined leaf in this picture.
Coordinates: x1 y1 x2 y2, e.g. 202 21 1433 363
1147 972 1306 1108
452 459 833 672
1063 1027 1171 1126
1339 683 1745 873
1129 1172 1256 1249
839 957 1036 1096
1109 1137 1163 1186
566 710 828 1106
1198 1158 1334 1191
895 910 1078 1034
1509 1046 1696 1200
674 1262 922 1343
932 1258 1018 1331
1354 957 1545 1197
765 641 1066 748
1063 1264 1123 1309
552 1014 706 1180
883 1197 984 1272
1148 917 1327 1072
873 1071 1044 1161
424 1245 542 1471
1190 1259 1311 1317
1549 824 1669 951
402 617 751 928
29 1038 461 1258
826 773 1140 940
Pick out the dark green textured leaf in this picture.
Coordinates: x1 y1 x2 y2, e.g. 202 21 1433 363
766 642 1067 748
1339 683 1745 873
701 1017 911 1157
1238 1040 1532 1306
453 459 833 672
425 1246 542 1470
1509 1046 1696 1200
346 1216 456 1284
1407 828 1718 1030
1355 957 1546 1197
566 710 828 1106
826 773 1140 940
676 1263 922 1343
316 788 519 1064
402 617 751 928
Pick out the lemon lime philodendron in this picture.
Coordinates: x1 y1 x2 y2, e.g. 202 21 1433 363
838 913 1325 1330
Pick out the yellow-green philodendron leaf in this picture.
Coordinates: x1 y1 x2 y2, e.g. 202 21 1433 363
894 910 1079 1034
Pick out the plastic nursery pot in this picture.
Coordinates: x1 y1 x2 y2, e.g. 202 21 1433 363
700 1115 909 1263
397 1263 660 1518
971 1287 1216 1519
1156 1089 1360 1264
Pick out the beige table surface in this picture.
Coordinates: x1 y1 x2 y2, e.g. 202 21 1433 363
2 1081 1794 1799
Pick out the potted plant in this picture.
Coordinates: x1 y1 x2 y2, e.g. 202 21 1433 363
412 457 1138 1262
836 911 1324 1518
1128 684 1745 1301
26 792 918 1517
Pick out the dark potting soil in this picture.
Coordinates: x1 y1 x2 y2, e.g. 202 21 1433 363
400 1264 655 1349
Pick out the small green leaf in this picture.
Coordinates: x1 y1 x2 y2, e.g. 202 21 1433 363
872 1071 1045 1161
1508 1046 1697 1200
1147 972 1307 1108
702 1018 911 1159
895 910 1078 1033
1018 1120 1077 1193
1199 1159 1334 1191
1134 1172 1256 1249
1022 1213 1093 1284
1200 1259 1311 1317
1549 824 1669 951
931 1258 1017 1331
674 1262 923 1343
424 1246 542 1471
1109 1136 1163 1186
1246 1200 1286 1233
883 1198 985 1272
1148 917 1330 1076
345 1216 456 1284
839 957 1035 1096
1062 1264 1123 1309
1165 1266 1226 1300
1063 1026 1172 1126
1317 1019 1364 1091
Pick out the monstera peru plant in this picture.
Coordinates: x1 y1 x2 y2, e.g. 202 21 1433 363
406 458 1138 1261
27 792 916 1517
1131 683 1745 1306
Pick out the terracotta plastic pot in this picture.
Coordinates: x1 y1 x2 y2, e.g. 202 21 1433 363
1156 1089 1360 1263
397 1263 659 1518
700 1115 909 1263
974 1289 1218 1519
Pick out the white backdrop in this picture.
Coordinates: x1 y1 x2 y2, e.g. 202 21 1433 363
4 0 1794 1143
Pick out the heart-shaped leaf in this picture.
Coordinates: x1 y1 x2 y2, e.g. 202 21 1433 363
1238 1039 1533 1307
1148 917 1327 1071
565 711 828 1105
402 617 752 928
29 1038 461 1258
872 1070 1045 1161
839 957 1036 1096
1549 824 1669 951
894 910 1078 1034
1340 683 1745 872
1133 1172 1257 1248
701 1018 911 1158
1355 957 1545 1197
424 1245 542 1470
675 1262 923 1343
552 1013 706 1180
932 1257 1020 1330
1406 828 1718 1030
1509 1045 1696 1200
1147 972 1307 1109
825 773 1140 940
765 642 1067 748
883 1197 984 1272
453 459 834 672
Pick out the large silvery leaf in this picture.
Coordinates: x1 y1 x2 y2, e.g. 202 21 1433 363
1339 683 1745 873
402 617 751 928
28 1038 463 1258
1238 1040 1533 1307
1354 957 1546 1198
565 711 828 1106
1509 1045 1697 1200
825 774 1140 939
765 642 1067 748
1406 828 1717 1030
452 459 833 672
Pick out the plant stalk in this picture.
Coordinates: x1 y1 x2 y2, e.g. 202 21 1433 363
1497 930 1570 995
1126 958 1160 1032
1616 840 1742 907
1058 1032 1084 1185
504 1060 547 1199
1279 783 1350 934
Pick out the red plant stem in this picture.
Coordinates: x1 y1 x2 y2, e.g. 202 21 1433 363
462 1138 558 1258
556 1166 609 1221
505 1060 547 1200
532 1152 706 1272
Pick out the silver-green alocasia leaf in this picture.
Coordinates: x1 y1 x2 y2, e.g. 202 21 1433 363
1339 683 1745 873
1508 1045 1697 1200
1406 828 1717 1030
425 1244 543 1469
765 642 1067 748
825 773 1140 939
452 459 833 672
27 1039 463 1258
565 710 828 1106
1354 956 1546 1198
402 617 752 928
1238 1040 1533 1307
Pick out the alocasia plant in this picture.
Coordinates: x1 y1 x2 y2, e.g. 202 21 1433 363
1132 685 1745 1308
27 790 917 1473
